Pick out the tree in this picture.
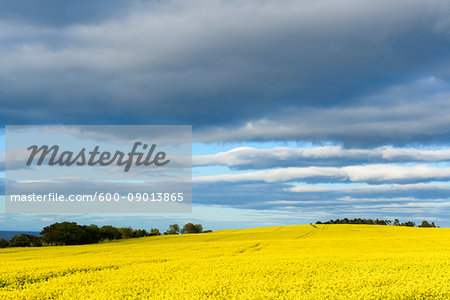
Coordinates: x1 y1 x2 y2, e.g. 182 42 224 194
393 219 400 226
133 229 147 238
41 223 63 245
41 222 86 245
317 218 391 225
57 222 87 245
100 225 122 240
118 227 134 239
10 234 32 247
0 238 8 248
149 228 161 236
82 225 102 244
401 221 416 227
28 235 43 247
419 220 433 228
164 224 180 235
181 223 203 234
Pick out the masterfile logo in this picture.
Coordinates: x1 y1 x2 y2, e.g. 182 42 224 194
26 142 170 172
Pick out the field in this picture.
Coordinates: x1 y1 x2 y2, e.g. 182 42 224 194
1 224 449 299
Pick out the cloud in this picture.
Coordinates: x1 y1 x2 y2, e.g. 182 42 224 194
193 145 450 169
265 198 450 207
191 180 450 211
1 0 450 227
194 164 450 184
194 80 450 145
0 0 449 147
280 184 332 193
191 180 450 226
288 182 450 193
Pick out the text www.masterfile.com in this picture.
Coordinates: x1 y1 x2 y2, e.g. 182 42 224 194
9 192 185 202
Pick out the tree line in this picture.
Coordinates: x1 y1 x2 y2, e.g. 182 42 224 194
0 222 211 248
316 218 437 227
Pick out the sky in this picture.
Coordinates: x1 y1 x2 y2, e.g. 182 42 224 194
1 0 450 230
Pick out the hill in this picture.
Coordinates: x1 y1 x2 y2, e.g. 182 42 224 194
1 224 449 299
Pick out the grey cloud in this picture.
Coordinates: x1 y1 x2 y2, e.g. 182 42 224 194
191 181 450 212
4 125 191 145
0 0 449 148
288 182 450 193
193 145 450 169
194 164 450 184
192 181 450 226
194 80 450 146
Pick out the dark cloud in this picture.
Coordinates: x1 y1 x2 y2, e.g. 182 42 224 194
195 80 450 146
0 0 449 146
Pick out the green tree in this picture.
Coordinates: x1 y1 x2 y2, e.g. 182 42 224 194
0 238 9 248
41 223 63 245
10 234 32 247
418 220 432 227
41 222 85 245
400 221 416 227
181 223 203 234
28 235 43 247
149 228 161 236
82 224 102 244
118 227 134 239
57 222 86 245
133 229 147 238
164 224 180 235
100 225 122 240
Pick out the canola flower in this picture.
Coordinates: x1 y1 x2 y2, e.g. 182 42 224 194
0 224 449 299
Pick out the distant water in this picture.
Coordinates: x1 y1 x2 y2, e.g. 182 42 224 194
0 231 41 241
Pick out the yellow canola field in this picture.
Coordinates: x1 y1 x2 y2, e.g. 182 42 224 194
1 224 450 299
